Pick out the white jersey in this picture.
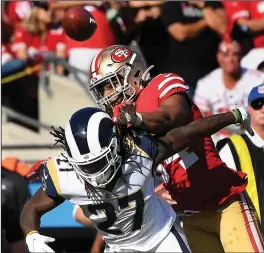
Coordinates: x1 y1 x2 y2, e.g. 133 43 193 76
41 133 176 252
194 67 264 141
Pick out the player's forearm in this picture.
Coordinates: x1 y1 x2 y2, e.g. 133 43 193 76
20 188 63 236
182 19 208 39
20 202 41 236
170 20 207 41
166 112 236 153
203 8 227 35
237 18 264 33
140 110 192 135
139 111 173 134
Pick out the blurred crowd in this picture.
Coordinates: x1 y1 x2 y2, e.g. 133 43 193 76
2 1 264 252
2 0 264 138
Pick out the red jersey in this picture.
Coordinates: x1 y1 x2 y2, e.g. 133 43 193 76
136 73 247 211
12 25 66 58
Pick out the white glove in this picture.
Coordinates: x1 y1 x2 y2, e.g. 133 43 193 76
26 232 55 253
232 105 254 136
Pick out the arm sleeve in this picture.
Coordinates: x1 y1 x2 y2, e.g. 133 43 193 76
161 1 184 28
41 163 61 199
156 73 189 105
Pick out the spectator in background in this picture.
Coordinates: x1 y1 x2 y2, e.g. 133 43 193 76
161 1 227 98
194 39 264 142
8 2 67 131
224 1 264 70
12 2 66 75
2 167 30 253
223 1 254 56
126 1 169 75
51 1 116 83
217 84 264 236
1 18 27 78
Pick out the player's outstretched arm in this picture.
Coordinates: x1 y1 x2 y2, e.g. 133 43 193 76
20 188 64 252
112 94 193 135
139 94 193 134
155 108 250 164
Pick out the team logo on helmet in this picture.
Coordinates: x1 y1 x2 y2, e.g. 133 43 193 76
111 47 132 63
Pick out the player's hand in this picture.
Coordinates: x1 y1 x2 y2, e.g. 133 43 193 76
112 102 142 126
26 232 55 253
232 105 254 136
26 159 50 182
155 184 177 205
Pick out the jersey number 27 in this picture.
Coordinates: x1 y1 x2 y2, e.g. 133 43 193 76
86 190 145 235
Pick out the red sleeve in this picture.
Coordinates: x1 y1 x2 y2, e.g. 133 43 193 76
224 2 250 22
154 73 189 105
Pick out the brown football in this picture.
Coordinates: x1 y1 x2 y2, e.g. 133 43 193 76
62 7 97 41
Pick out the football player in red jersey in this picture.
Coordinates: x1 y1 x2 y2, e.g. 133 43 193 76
87 45 264 252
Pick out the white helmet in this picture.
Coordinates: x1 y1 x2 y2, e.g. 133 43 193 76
64 107 122 188
89 45 153 110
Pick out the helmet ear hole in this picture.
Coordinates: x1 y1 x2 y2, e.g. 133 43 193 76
134 70 140 78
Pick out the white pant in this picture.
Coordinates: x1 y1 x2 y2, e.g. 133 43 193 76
104 224 191 253
68 48 102 83
154 223 190 253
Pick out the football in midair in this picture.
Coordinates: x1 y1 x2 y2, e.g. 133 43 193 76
62 7 97 41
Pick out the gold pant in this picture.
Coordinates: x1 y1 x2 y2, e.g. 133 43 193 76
182 195 264 253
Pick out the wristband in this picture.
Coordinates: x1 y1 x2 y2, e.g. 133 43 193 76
132 113 143 127
26 230 39 239
231 109 242 125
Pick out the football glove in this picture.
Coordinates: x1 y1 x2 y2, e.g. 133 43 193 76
231 105 254 136
112 102 142 126
26 232 55 253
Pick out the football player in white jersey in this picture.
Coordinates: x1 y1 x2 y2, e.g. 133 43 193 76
21 106 250 253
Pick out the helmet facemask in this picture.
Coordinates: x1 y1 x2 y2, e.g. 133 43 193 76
66 137 122 188
90 63 137 112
